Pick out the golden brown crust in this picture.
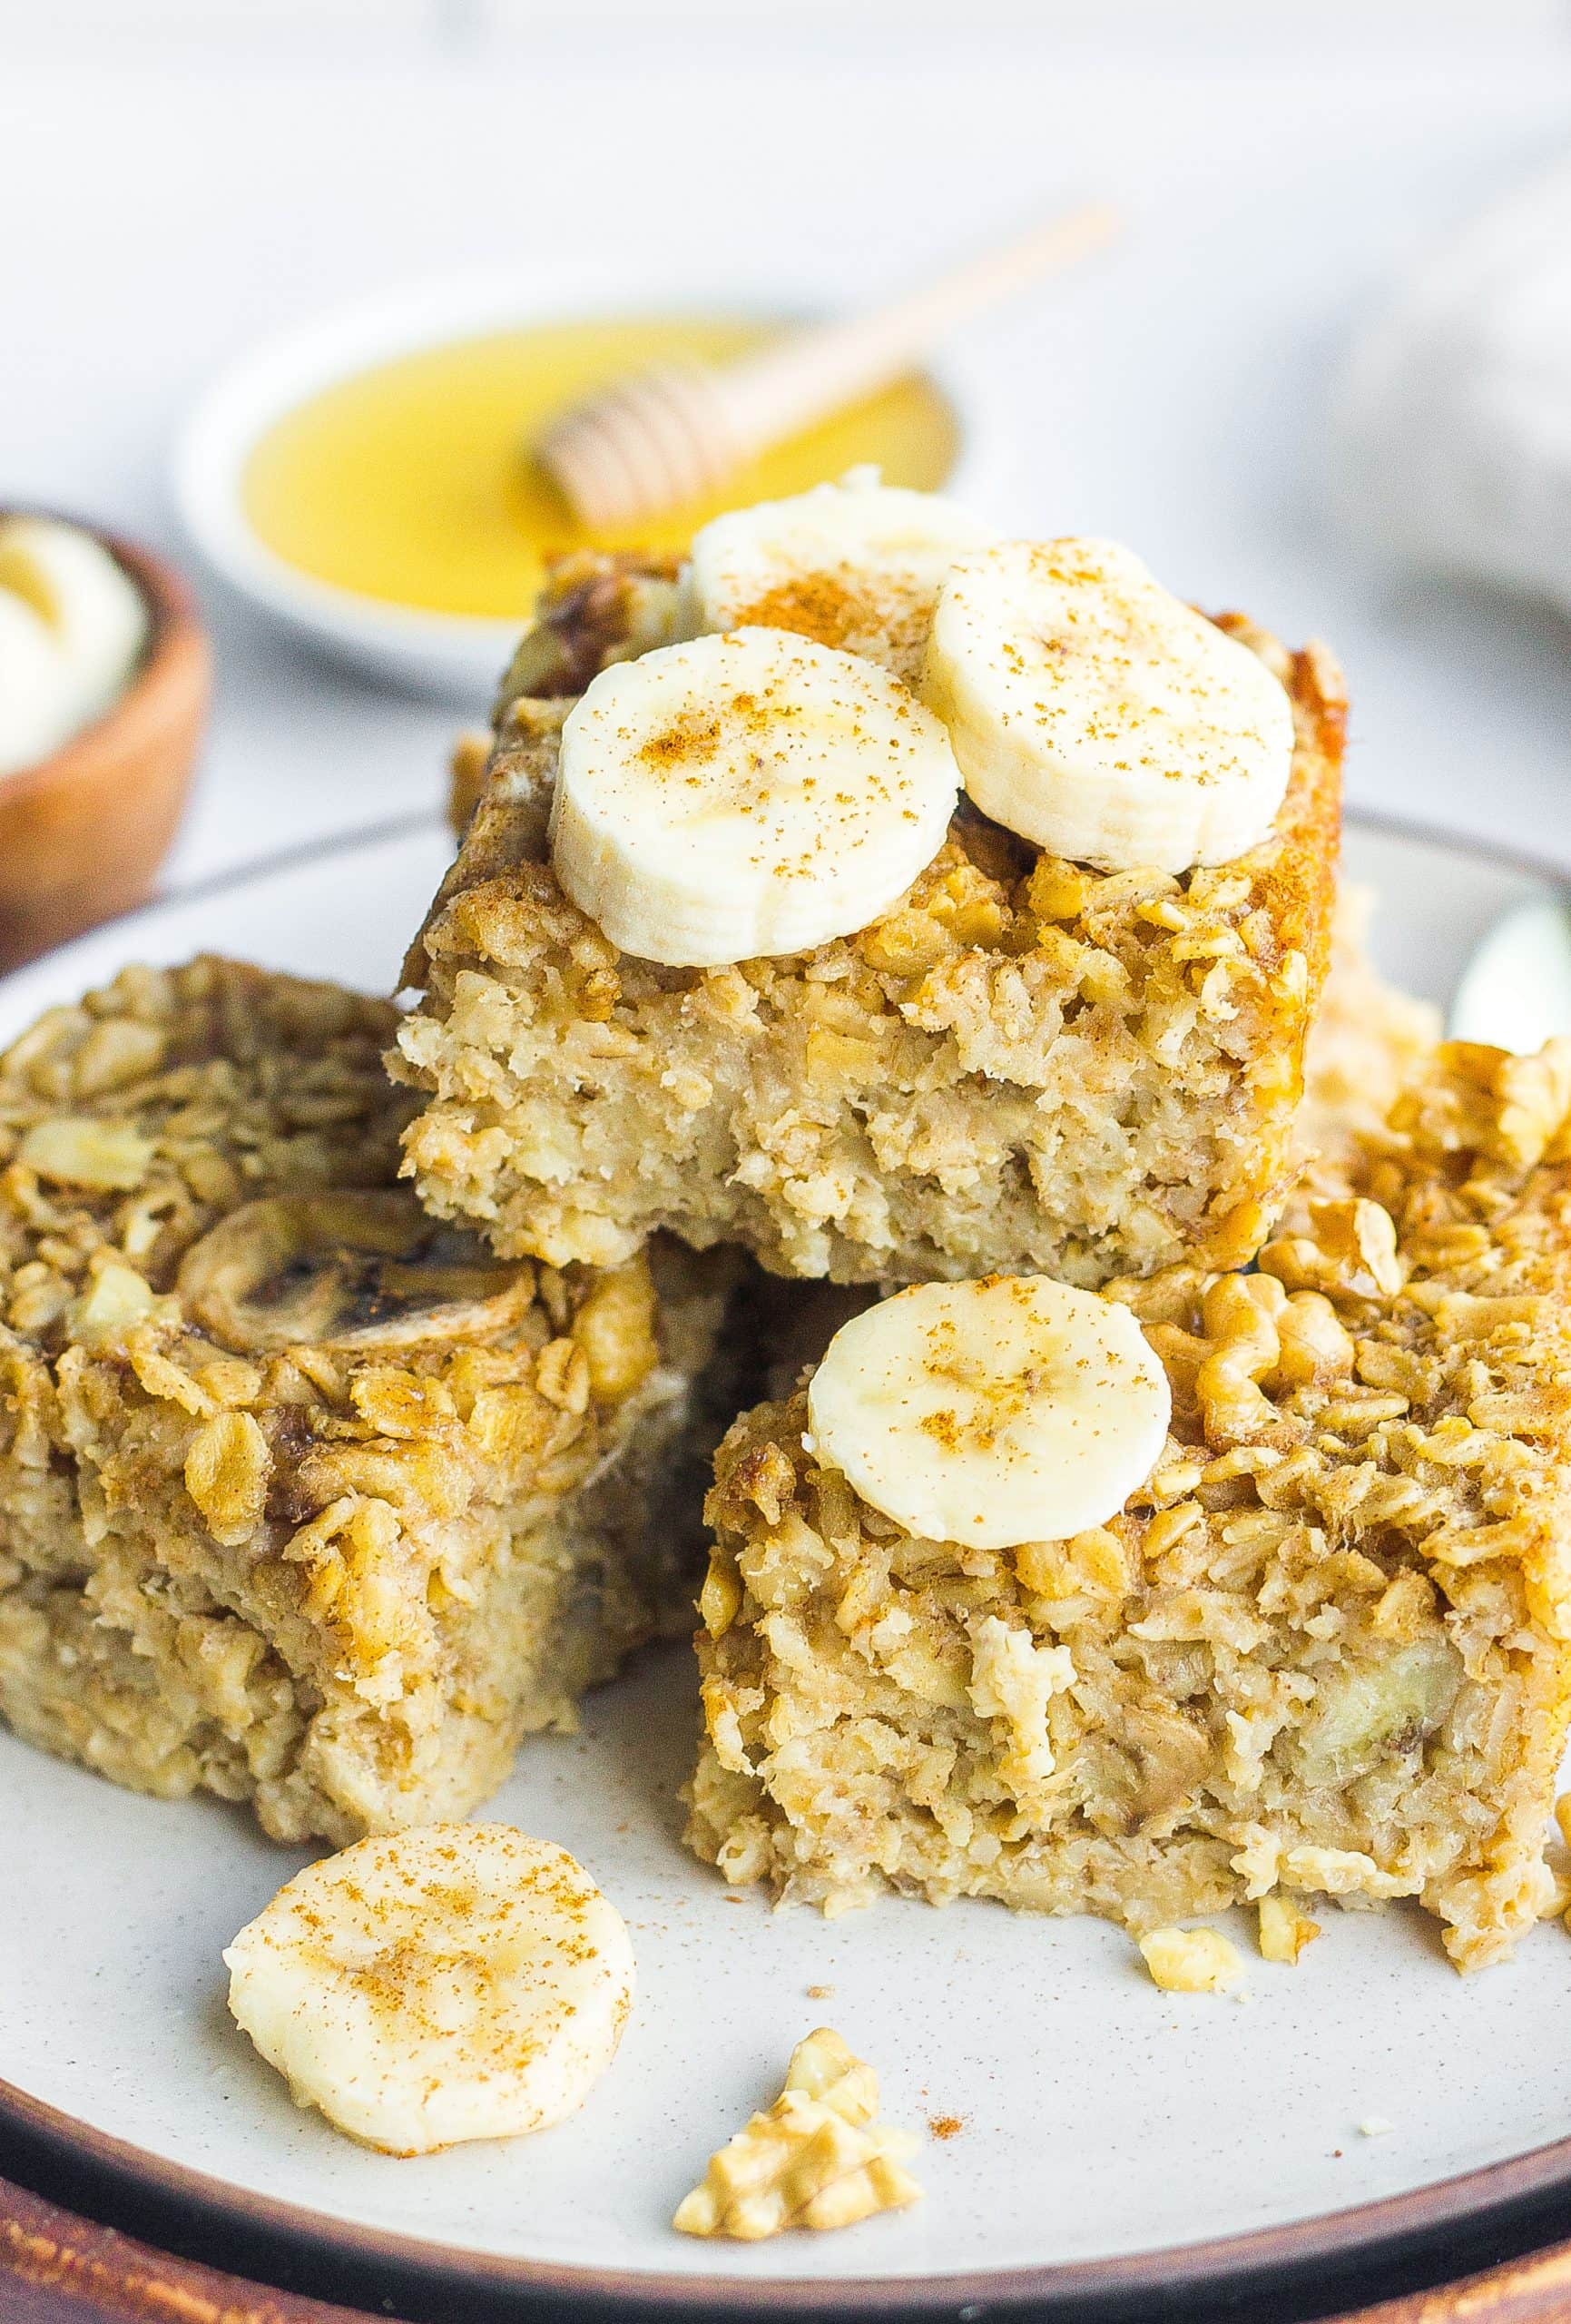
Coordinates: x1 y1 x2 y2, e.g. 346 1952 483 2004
1213 621 1343 1022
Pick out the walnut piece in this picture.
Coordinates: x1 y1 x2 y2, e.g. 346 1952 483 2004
1257 1894 1321 1964
184 1410 271 1547
1259 1196 1401 1302
19 1116 152 1191
673 2027 921 2241
68 1256 157 1345
1138 1926 1245 1994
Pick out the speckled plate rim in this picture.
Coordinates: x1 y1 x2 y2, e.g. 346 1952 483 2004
8 2024 1571 2319
4 803 1571 2320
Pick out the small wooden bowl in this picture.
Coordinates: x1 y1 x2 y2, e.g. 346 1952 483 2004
0 519 211 971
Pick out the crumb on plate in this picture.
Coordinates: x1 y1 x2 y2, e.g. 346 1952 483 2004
673 2027 921 2240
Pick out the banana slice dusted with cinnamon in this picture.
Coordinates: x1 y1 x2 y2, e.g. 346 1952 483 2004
224 1825 634 2154
682 472 998 679
921 537 1294 872
548 625 960 968
805 1275 1171 1551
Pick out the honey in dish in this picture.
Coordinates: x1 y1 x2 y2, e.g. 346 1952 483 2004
243 315 960 622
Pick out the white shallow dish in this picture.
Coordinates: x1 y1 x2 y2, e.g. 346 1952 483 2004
4 811 1571 2319
172 269 997 704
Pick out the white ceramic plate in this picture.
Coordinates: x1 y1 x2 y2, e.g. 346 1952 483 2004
4 812 1571 2319
172 269 999 704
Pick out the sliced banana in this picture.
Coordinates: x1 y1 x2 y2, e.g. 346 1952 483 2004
0 514 147 739
0 590 74 778
223 1824 634 2154
549 625 960 968
177 1191 535 1354
682 472 998 680
921 537 1295 872
805 1275 1171 1551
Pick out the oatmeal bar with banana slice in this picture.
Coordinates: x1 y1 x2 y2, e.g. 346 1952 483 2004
0 957 732 1844
394 491 1340 1291
687 1038 1571 1970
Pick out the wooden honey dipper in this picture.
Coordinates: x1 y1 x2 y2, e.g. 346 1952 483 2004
537 201 1118 529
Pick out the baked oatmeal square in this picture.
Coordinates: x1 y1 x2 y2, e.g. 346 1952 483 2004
0 956 732 1844
687 1037 1571 1971
394 550 1341 1290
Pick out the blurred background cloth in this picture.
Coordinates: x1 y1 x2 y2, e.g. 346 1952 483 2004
5 0 1571 886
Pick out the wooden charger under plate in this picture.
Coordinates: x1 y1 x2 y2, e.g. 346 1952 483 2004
0 522 211 973
5 2168 1571 2324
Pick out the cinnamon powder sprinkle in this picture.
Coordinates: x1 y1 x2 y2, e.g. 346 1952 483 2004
733 574 869 651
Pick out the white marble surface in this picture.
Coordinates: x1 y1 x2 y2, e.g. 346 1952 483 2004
4 10 1571 895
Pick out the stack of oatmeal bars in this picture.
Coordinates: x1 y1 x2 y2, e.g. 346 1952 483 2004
5 487 1568 1970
